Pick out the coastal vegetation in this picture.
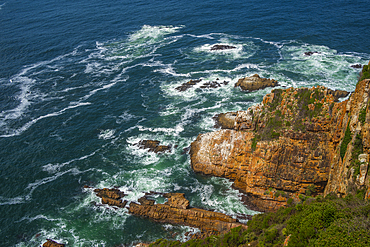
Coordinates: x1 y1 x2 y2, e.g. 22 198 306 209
149 192 370 247
360 63 370 81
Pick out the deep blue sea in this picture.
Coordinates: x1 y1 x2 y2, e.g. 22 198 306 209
1 0 370 246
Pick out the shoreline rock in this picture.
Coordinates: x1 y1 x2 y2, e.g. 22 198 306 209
190 80 370 211
128 193 247 238
235 74 278 92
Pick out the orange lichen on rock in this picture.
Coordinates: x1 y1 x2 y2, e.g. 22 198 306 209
191 80 370 211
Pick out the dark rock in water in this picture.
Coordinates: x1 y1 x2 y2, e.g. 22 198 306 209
327 89 350 102
175 79 202 92
94 188 127 208
176 79 229 91
136 140 171 153
43 239 65 247
213 112 237 129
199 80 229 89
304 51 319 56
210 44 236 50
235 74 278 92
351 64 362 68
128 193 245 238
182 146 191 155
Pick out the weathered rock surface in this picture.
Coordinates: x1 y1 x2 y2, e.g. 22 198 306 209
94 188 128 208
235 74 278 92
191 79 370 211
136 140 171 153
128 193 245 237
43 239 65 247
210 44 236 51
213 112 238 129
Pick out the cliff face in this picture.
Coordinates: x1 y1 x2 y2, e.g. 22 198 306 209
191 79 370 211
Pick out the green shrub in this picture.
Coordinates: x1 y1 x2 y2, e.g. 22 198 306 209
340 122 352 160
360 64 370 81
359 107 367 124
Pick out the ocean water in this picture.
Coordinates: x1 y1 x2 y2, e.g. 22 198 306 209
1 0 369 246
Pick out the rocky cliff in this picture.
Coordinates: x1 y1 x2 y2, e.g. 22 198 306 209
191 77 370 211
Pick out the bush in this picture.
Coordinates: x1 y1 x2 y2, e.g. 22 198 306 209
340 122 352 160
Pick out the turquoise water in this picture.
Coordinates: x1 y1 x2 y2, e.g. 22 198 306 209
0 1 370 246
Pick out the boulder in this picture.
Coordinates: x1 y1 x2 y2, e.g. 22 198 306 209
43 239 65 247
235 74 278 92
136 140 171 153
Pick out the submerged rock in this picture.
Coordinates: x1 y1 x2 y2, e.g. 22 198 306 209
235 74 278 92
136 140 171 153
175 79 228 92
210 44 236 50
175 79 202 92
304 51 320 56
43 239 65 247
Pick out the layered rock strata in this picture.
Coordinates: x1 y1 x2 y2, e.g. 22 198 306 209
191 80 370 211
128 193 245 237
235 74 278 92
94 188 128 208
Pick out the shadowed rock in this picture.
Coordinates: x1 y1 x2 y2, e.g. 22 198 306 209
235 74 278 92
327 89 350 102
213 112 237 129
136 140 171 153
351 64 362 68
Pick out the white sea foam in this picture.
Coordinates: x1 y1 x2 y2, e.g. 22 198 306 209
42 151 98 174
98 129 116 140
0 102 91 138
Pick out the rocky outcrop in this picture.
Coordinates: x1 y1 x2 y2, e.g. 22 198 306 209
213 112 238 129
94 188 127 208
191 79 369 211
128 193 245 237
210 45 236 51
324 79 370 198
235 74 278 92
43 239 65 247
136 140 171 153
175 79 202 92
